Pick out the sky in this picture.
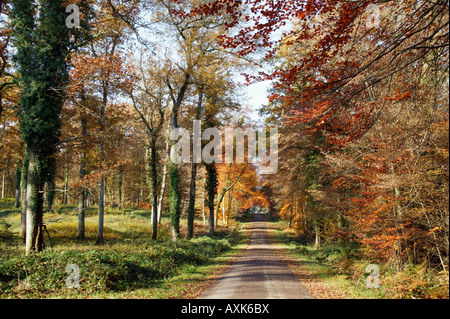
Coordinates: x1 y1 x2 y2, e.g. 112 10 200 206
244 80 272 122
246 80 271 112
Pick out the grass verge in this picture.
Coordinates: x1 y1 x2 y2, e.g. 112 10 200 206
268 218 448 299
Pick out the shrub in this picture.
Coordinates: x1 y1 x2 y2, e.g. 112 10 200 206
382 264 449 299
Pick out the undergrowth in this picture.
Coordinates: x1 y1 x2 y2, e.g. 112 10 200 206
0 235 238 298
276 225 449 299
0 199 243 298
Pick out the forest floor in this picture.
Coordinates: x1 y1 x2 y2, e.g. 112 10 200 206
0 198 246 298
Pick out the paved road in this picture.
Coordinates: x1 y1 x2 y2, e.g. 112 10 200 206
198 213 314 299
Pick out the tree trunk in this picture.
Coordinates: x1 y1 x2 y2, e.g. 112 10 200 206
222 195 226 224
167 74 190 241
187 162 197 238
97 81 107 244
1 169 5 199
78 189 86 240
149 139 159 240
62 166 68 205
118 172 122 210
14 186 20 208
202 184 206 225
216 165 246 226
226 187 233 227
157 161 167 224
43 179 53 213
97 176 104 244
157 125 170 224
104 176 108 207
337 211 344 245
169 161 181 241
216 185 228 226
136 190 140 208
25 151 44 255
205 163 217 236
187 86 204 238
169 115 181 241
314 222 320 249
151 189 158 239
77 115 87 240
14 164 21 208
20 152 29 241
110 176 115 208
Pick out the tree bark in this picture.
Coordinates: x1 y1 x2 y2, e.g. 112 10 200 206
314 223 320 249
97 176 104 244
110 176 115 208
187 86 204 238
205 163 217 236
157 124 170 224
1 169 5 199
145 136 159 239
25 151 44 255
226 187 233 227
187 162 197 238
118 172 122 210
14 164 21 208
169 161 181 241
157 158 167 224
149 139 159 240
167 74 190 241
77 114 87 240
202 182 206 225
97 82 107 244
62 166 68 205
20 152 29 241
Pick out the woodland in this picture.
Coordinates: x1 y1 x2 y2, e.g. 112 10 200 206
0 0 448 299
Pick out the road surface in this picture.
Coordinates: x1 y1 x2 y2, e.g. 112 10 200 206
198 213 314 299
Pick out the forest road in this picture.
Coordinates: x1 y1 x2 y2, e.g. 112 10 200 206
197 213 315 299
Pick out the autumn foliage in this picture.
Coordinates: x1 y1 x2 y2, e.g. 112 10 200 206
175 0 448 276
0 0 448 297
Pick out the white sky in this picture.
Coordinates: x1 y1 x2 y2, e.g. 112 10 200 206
245 80 272 121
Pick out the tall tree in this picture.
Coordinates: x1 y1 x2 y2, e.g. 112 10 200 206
11 0 70 255
129 52 168 240
152 0 242 240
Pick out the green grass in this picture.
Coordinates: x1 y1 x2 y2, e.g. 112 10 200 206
270 219 449 299
270 223 385 298
0 198 246 298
